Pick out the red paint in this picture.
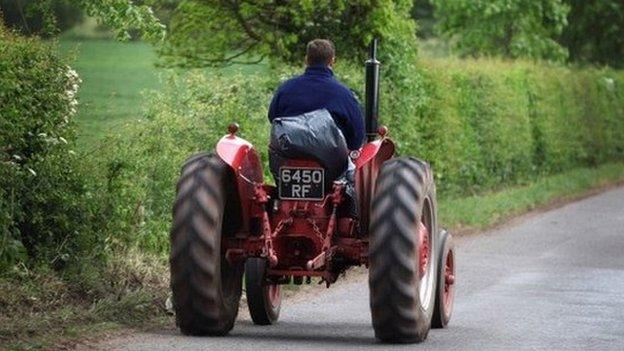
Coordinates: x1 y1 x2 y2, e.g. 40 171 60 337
215 133 264 234
418 222 430 277
443 248 455 315
266 283 281 309
218 127 395 287
354 138 395 169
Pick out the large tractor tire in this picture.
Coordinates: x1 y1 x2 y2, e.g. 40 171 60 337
432 230 455 328
245 258 282 325
369 157 438 343
170 153 244 336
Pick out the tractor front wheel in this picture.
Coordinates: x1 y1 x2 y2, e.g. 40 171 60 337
369 157 438 343
170 153 243 336
432 230 455 328
245 258 282 325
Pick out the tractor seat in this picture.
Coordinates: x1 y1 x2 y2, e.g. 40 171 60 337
268 109 349 184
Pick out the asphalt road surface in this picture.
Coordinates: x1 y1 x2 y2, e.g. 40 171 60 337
97 187 624 351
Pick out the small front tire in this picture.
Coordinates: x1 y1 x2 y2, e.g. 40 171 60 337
432 230 455 329
245 258 282 325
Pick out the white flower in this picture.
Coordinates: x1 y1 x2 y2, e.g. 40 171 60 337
12 155 22 161
604 77 615 92
26 167 37 176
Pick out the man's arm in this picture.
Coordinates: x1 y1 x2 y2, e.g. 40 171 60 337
268 91 280 121
343 91 365 150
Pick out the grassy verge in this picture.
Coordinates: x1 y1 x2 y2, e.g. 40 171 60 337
439 162 624 232
2 163 623 350
0 250 171 351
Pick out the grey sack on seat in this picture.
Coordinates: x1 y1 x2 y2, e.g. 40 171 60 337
269 109 349 184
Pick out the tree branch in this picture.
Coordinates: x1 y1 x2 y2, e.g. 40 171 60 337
225 0 263 42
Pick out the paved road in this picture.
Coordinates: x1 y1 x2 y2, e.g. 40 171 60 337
99 187 624 351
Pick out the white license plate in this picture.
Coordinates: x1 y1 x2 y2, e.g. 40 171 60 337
278 167 324 200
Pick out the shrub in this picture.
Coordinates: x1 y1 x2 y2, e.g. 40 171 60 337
100 60 624 254
96 72 275 253
0 26 100 269
416 59 624 194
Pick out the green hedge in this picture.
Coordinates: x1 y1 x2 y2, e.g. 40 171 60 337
415 59 624 194
0 27 102 269
99 60 624 254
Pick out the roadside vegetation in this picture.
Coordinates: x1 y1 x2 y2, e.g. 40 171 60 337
1 0 624 349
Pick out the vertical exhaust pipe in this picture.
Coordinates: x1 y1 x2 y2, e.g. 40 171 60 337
365 39 380 141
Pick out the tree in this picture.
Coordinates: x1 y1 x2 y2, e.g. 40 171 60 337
0 0 83 35
560 0 624 68
432 0 570 61
412 0 435 39
157 0 417 67
0 0 165 41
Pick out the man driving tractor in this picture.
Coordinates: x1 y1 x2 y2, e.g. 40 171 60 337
170 37 455 343
267 39 364 217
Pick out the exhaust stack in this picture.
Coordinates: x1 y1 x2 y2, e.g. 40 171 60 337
364 39 380 141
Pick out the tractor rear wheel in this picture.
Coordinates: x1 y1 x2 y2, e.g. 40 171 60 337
432 230 455 328
245 258 282 325
369 157 438 343
170 153 244 336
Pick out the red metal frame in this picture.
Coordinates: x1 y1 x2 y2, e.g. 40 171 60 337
215 128 264 234
217 125 394 287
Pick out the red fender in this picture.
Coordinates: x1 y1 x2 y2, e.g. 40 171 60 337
354 137 395 234
216 132 264 234
354 138 395 170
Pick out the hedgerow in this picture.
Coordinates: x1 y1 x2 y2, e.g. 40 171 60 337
417 59 624 194
2 24 622 264
0 26 103 269
99 59 624 254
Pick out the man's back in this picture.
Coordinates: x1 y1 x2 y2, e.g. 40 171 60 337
268 65 365 150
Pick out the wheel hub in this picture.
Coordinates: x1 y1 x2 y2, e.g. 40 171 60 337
266 283 281 309
417 221 430 277
443 250 455 312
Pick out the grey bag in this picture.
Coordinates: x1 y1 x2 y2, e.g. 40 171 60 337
269 109 349 184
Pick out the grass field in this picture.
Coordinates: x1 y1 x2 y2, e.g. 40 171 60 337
59 39 160 146
59 38 267 147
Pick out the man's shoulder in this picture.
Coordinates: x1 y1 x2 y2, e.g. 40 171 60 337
332 79 356 97
277 72 356 99
276 74 306 91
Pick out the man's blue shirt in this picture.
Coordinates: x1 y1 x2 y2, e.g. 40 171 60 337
268 65 365 150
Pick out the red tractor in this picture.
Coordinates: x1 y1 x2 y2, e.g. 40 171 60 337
169 40 455 343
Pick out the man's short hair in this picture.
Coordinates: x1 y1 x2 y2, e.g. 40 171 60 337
306 39 335 66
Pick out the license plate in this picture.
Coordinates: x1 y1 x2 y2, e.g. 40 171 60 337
278 167 325 200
